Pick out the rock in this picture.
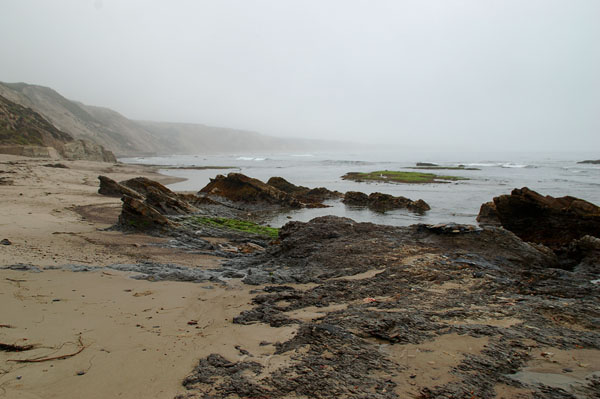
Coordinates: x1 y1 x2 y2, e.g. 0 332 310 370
476 201 501 225
62 140 116 162
120 177 175 198
43 163 68 169
266 177 308 194
267 177 342 204
295 187 342 204
98 175 143 199
199 173 301 208
342 191 369 206
118 195 177 231
343 191 430 213
490 187 600 250
144 187 197 215
577 159 600 164
1 238 11 245
416 162 438 167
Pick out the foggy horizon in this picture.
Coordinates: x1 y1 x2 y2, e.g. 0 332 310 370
1 0 599 152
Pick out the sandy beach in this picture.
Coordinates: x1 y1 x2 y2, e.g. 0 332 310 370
0 155 294 398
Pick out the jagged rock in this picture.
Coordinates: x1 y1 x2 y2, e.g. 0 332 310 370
342 191 369 205
98 175 143 199
120 177 175 198
145 187 197 215
489 187 600 249
476 201 501 225
199 173 301 208
266 176 308 194
267 177 341 204
343 191 430 213
118 195 177 231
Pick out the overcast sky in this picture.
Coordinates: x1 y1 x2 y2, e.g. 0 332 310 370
1 0 599 152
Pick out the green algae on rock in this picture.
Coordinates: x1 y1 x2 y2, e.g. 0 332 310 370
193 217 279 239
342 170 468 184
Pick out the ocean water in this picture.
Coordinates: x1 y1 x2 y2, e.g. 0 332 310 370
121 150 600 228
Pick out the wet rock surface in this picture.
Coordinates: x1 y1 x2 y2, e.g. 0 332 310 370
267 176 342 204
485 187 600 250
176 217 600 399
199 173 302 209
343 191 430 213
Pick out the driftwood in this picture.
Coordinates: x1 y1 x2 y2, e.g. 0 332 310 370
8 336 85 363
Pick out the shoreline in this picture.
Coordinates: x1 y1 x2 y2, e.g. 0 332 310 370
1 154 599 398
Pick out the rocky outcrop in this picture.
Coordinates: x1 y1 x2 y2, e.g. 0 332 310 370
62 140 116 162
199 173 302 209
99 176 200 231
266 177 308 195
98 175 143 199
267 177 342 205
476 201 501 225
342 191 369 205
480 187 600 250
578 159 600 164
343 191 430 213
118 195 177 231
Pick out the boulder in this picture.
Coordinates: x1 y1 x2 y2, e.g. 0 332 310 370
98 175 143 199
266 177 308 194
488 187 600 249
343 191 430 213
476 201 501 225
118 195 177 231
343 191 369 206
199 173 301 208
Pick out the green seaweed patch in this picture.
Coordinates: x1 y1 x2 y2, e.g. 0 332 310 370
194 217 279 238
342 170 468 184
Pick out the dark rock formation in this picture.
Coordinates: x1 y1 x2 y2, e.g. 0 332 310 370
578 159 600 164
476 201 501 225
199 173 301 208
267 177 342 205
416 162 438 167
118 195 177 231
266 176 308 194
97 175 143 199
343 191 430 213
486 187 600 250
342 191 369 205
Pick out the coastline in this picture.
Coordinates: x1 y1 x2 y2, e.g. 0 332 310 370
1 154 598 399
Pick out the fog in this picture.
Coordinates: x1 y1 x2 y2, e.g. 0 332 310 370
1 0 599 152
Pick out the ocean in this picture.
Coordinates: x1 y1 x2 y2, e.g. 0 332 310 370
121 150 600 228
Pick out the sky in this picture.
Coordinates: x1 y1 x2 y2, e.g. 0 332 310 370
1 0 599 152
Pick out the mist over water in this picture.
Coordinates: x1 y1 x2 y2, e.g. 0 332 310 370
122 150 600 227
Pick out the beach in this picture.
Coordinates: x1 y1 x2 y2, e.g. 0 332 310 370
0 155 291 398
1 154 599 399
